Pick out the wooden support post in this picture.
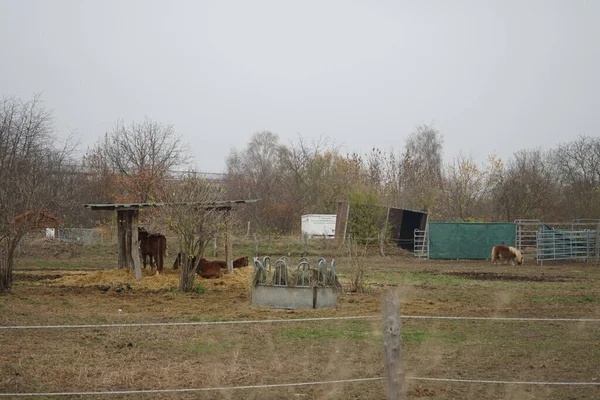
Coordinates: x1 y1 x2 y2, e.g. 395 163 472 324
125 210 134 270
382 289 407 400
117 210 127 270
225 209 233 274
130 210 142 280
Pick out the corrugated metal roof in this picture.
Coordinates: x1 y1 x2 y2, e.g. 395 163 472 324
84 199 259 211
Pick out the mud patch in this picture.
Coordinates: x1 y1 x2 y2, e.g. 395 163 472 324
436 271 572 282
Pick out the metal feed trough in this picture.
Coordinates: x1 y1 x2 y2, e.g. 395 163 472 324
251 256 340 309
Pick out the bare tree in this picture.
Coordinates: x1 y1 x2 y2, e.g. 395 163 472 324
489 149 559 221
225 131 287 232
0 95 76 292
439 153 493 221
553 136 600 218
159 176 227 292
85 118 190 202
399 124 444 212
278 136 342 218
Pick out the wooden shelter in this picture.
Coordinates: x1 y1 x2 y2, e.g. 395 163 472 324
84 200 258 279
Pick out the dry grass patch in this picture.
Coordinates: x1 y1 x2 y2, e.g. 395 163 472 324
46 266 253 292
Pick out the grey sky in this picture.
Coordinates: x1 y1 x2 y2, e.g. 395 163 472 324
1 0 598 172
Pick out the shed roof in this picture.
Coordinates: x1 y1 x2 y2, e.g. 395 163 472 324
84 199 259 211
12 210 64 228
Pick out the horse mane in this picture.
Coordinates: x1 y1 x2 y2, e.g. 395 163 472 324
508 246 524 264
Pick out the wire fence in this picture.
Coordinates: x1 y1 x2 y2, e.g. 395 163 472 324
54 228 107 244
2 314 600 330
1 313 599 397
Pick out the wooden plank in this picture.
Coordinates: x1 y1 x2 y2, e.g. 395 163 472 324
334 201 349 243
130 210 142 280
382 289 407 400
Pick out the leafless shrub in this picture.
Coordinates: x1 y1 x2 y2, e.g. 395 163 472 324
345 237 369 293
158 175 226 292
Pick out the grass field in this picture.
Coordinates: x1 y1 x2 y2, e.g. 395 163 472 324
1 237 600 399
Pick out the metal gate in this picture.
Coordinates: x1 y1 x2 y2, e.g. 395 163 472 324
413 228 428 258
516 219 600 264
515 219 541 260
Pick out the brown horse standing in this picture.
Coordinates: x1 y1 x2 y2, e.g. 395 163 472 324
138 228 167 274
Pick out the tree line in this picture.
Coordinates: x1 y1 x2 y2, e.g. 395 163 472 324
227 130 600 233
1 94 599 290
2 94 599 233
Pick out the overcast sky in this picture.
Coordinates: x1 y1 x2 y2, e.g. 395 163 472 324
1 0 598 172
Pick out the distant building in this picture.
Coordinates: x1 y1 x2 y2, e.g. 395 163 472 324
301 214 337 238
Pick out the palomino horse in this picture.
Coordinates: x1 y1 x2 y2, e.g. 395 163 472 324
138 228 167 274
491 245 524 266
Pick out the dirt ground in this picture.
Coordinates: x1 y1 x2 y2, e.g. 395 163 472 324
1 246 600 399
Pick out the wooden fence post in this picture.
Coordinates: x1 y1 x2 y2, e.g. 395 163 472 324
225 209 233 274
382 289 407 400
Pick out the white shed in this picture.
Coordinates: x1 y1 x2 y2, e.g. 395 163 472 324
301 214 336 238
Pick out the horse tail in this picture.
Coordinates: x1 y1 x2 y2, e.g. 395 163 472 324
491 246 496 263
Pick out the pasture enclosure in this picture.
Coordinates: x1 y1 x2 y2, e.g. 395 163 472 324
2 237 600 399
415 219 600 264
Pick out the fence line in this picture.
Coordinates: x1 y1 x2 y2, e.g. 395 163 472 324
409 377 600 386
2 314 600 330
2 376 599 397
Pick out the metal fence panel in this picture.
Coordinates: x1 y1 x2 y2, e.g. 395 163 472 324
56 228 106 244
536 230 597 262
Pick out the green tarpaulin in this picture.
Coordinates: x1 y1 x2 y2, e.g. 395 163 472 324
428 222 517 259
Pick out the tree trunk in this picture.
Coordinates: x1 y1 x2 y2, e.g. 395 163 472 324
0 237 19 293
179 250 198 292
0 249 12 293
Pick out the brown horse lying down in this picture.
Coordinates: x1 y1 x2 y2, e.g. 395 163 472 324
233 255 249 268
171 253 222 278
491 245 524 265
201 256 249 268
173 254 249 270
195 258 223 279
